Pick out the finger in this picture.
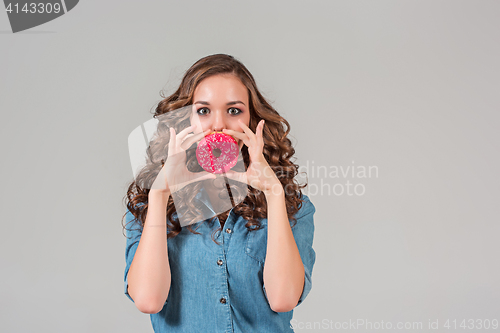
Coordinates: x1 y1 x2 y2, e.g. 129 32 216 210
169 127 177 149
181 129 211 149
222 129 252 147
223 170 248 185
179 133 194 150
221 129 245 140
237 120 257 141
222 129 248 141
193 171 218 182
182 133 195 142
176 125 196 142
256 120 265 147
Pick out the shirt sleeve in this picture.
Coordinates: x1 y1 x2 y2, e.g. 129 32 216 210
124 209 141 303
262 194 316 308
123 208 169 307
291 194 316 307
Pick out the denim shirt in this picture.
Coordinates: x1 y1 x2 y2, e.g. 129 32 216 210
124 194 316 333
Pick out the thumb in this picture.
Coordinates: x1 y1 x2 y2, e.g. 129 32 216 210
196 172 218 182
223 170 248 185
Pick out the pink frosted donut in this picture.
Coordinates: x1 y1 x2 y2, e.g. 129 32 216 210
196 132 239 174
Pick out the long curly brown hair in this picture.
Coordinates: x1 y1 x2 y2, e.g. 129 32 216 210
122 54 307 241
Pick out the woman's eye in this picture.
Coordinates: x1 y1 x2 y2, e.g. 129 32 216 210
197 107 210 115
228 107 242 115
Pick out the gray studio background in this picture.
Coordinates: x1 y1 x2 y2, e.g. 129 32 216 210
1 1 499 332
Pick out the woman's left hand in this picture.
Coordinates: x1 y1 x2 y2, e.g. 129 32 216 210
222 120 282 196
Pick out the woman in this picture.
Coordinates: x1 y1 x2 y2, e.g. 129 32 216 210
123 54 316 332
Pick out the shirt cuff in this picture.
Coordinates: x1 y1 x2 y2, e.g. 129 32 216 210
262 270 312 310
124 275 135 303
296 269 312 306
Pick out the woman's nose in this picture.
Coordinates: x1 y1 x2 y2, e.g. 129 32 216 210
212 110 225 131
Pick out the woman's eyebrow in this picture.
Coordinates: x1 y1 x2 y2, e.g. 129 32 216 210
226 101 246 106
194 101 246 106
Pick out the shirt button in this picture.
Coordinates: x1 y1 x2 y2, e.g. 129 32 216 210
225 228 232 234
217 259 223 266
220 297 227 304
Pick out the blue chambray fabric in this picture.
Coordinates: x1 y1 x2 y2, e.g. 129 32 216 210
124 194 316 333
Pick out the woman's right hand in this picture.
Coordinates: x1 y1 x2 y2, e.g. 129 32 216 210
151 125 216 194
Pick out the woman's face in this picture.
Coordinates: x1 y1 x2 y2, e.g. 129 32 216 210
191 74 250 140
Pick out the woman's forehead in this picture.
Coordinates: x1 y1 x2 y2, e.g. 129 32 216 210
194 75 248 102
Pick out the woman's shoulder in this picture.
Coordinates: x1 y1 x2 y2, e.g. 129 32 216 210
294 193 316 219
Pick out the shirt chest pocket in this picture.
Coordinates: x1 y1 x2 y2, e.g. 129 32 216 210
245 225 268 264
